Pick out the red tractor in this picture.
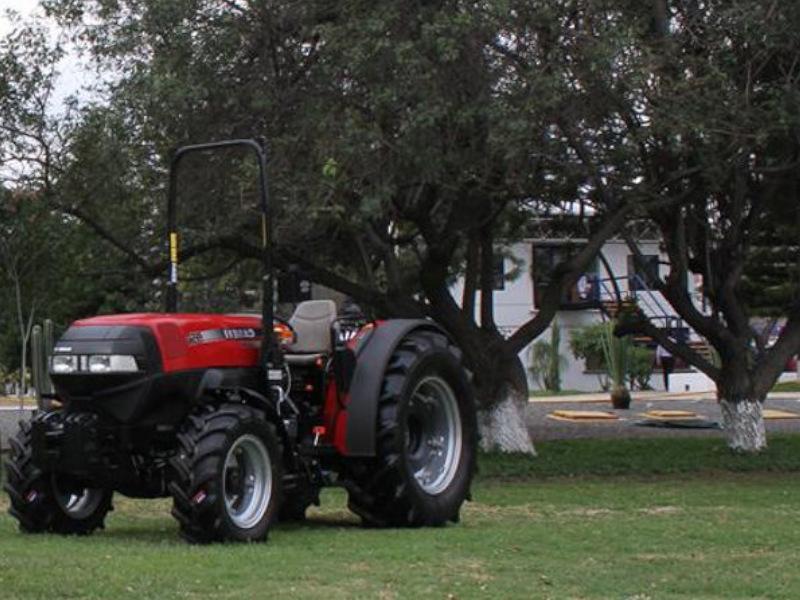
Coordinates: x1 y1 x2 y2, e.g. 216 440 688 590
3 140 477 543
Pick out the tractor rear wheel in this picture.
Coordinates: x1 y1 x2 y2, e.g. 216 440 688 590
4 416 112 535
169 404 283 543
348 330 477 526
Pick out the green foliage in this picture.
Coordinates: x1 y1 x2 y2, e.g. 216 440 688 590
570 322 654 391
2 0 797 410
599 321 628 390
628 345 655 391
773 381 800 393
569 322 610 373
528 320 565 392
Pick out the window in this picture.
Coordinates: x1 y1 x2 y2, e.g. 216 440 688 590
493 255 505 290
627 255 660 291
532 244 598 309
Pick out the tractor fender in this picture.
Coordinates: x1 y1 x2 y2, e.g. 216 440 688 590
196 369 296 467
345 319 452 457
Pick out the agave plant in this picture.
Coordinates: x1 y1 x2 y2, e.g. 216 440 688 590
600 320 632 408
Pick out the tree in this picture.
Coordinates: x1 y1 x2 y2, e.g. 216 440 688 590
39 0 677 452
525 0 800 452
0 192 71 395
0 15 156 380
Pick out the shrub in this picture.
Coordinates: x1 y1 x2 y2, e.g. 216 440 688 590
569 322 654 391
529 320 566 391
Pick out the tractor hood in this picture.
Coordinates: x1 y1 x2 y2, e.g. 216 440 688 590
49 313 264 423
65 313 264 373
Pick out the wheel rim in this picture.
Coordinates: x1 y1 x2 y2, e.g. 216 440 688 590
405 375 463 495
223 434 272 530
52 476 105 520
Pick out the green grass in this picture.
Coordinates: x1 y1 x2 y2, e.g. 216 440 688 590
773 380 800 392
482 434 800 479
2 438 800 599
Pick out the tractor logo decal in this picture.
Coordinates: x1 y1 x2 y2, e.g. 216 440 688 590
187 328 261 346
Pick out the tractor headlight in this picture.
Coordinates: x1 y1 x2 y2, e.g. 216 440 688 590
51 355 78 374
87 355 139 373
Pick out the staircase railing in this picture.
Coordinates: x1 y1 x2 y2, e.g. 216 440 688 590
594 274 688 340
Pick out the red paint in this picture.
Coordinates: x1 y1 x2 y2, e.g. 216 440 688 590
72 312 372 456
322 376 350 455
73 313 263 373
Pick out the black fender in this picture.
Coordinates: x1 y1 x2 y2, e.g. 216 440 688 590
195 368 296 466
345 319 453 457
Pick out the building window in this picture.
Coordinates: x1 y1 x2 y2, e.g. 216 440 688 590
532 244 598 309
627 255 660 291
493 255 505 290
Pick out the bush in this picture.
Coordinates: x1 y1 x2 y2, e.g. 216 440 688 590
569 322 654 391
569 322 608 372
628 345 655 391
529 321 566 391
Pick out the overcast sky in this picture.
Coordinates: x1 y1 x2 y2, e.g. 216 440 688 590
1 0 91 107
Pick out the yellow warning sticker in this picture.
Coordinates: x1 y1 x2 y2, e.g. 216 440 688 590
170 232 179 263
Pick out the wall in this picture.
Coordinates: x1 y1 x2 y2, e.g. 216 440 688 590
451 238 718 393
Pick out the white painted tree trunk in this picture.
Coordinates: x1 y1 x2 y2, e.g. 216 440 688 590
719 398 767 453
478 386 536 455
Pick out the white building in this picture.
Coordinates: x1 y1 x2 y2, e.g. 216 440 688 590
452 234 719 393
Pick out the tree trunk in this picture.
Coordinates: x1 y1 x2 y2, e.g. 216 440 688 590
719 398 766 453
476 355 536 455
19 337 27 399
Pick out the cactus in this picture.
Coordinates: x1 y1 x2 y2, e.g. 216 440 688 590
31 324 43 405
30 319 55 409
546 320 563 393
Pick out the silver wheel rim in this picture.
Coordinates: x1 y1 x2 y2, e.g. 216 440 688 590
223 434 272 530
52 476 105 520
406 375 463 495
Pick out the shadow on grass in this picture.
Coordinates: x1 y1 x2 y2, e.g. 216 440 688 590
92 512 364 546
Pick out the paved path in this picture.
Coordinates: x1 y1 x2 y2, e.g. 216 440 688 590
528 391 800 441
0 407 34 450
4 392 800 449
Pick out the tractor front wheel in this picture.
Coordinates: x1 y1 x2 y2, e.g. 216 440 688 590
3 416 113 535
348 330 477 526
169 404 283 543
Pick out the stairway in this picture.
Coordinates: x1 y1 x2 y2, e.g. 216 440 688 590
597 276 712 361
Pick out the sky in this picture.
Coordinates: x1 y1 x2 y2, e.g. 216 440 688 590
0 0 92 107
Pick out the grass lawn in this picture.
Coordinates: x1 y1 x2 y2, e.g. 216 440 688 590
773 380 800 393
1 437 799 599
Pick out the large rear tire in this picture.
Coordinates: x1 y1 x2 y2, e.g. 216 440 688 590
348 329 477 526
169 404 283 543
3 416 113 535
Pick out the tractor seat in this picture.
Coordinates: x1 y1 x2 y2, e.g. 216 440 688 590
284 300 337 366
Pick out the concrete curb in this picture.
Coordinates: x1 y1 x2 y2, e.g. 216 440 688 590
529 391 800 404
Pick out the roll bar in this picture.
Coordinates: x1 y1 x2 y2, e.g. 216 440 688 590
164 138 279 369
